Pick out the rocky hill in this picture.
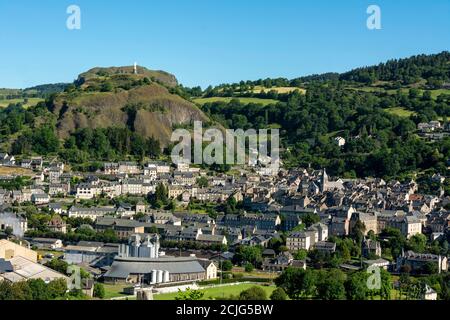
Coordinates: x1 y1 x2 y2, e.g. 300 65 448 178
76 66 179 88
50 66 208 145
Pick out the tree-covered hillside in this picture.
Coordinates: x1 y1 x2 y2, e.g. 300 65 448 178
340 52 450 86
199 52 450 180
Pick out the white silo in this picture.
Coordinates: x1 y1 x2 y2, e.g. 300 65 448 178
163 270 170 283
151 270 157 284
157 270 163 283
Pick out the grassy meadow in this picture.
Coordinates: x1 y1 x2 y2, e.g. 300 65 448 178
193 97 279 106
0 97 44 108
153 283 276 300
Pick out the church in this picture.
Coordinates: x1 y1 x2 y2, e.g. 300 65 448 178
320 168 344 192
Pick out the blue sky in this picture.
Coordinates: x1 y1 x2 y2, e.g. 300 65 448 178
0 0 449 89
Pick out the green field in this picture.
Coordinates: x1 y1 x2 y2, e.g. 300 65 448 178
427 88 450 99
154 284 276 300
385 88 450 99
350 86 450 100
99 281 408 300
385 107 417 118
103 284 132 299
193 97 279 106
251 86 306 94
231 268 278 280
0 97 44 108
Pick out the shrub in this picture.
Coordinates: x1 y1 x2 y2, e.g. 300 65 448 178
239 286 267 300
93 283 105 299
244 263 254 272
221 260 233 271
270 287 288 300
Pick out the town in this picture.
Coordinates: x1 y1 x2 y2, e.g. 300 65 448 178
0 150 448 300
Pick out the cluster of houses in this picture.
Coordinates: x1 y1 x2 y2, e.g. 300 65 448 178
0 153 15 167
75 161 239 203
0 153 449 296
417 120 450 141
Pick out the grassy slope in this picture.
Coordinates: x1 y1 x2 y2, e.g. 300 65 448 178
251 86 306 94
194 97 279 106
385 107 417 118
0 166 35 176
348 85 450 119
154 283 276 300
196 86 306 106
78 66 178 88
0 97 44 108
349 86 450 99
103 282 276 300
103 284 132 299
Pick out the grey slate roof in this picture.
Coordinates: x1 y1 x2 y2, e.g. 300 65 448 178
104 256 205 279
96 217 144 228
0 258 13 273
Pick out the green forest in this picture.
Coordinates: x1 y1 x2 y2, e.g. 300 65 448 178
200 52 450 180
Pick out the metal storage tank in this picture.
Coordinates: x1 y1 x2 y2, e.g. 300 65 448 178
163 270 170 283
151 270 157 283
157 270 163 283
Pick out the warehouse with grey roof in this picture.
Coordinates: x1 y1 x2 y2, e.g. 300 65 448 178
103 255 208 284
